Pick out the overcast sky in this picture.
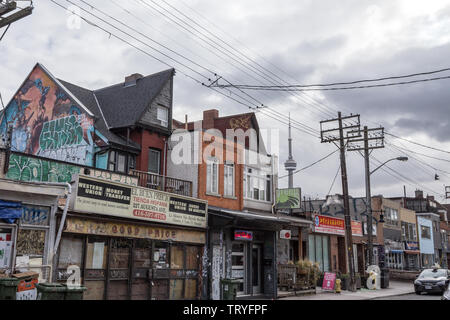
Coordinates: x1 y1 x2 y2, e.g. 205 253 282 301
1 0 450 203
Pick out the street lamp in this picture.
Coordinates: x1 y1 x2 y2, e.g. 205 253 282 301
366 156 408 267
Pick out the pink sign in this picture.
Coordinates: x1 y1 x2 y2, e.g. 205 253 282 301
322 272 336 291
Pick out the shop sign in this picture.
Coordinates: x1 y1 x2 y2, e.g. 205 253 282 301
279 230 291 239
65 217 205 244
314 215 363 236
234 230 253 241
276 188 301 209
405 241 419 251
71 175 207 228
322 272 336 291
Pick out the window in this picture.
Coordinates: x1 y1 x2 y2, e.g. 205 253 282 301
385 207 399 226
224 163 234 197
421 225 431 239
206 157 219 194
148 149 161 174
157 106 169 127
108 150 133 173
308 234 330 272
401 223 406 238
243 167 271 202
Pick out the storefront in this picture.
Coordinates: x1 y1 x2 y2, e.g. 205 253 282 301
56 174 208 300
0 178 67 281
404 241 420 270
208 206 287 300
417 216 435 268
311 214 363 273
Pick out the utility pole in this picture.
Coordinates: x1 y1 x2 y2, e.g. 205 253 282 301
320 111 361 292
347 126 384 267
0 1 34 40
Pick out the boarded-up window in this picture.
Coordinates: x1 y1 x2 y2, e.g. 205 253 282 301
58 236 83 269
169 279 183 299
152 280 168 300
86 238 108 269
186 246 199 269
184 279 197 299
83 281 105 300
170 246 184 269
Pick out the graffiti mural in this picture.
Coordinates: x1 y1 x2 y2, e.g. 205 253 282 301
6 153 80 183
0 64 108 166
6 153 139 185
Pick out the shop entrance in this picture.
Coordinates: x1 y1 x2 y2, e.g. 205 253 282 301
251 244 262 294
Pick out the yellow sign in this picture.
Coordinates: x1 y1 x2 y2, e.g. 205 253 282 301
71 175 208 228
65 217 205 244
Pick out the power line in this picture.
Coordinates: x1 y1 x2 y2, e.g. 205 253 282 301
215 66 450 88
215 75 450 91
278 149 339 179
385 132 450 155
327 163 341 196
387 142 450 163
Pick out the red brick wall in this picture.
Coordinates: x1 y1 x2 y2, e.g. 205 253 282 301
130 129 167 174
197 132 244 211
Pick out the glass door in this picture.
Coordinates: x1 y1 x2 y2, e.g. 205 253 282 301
231 242 245 295
252 244 262 294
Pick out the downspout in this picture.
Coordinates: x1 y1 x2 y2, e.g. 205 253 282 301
162 137 167 191
53 182 72 257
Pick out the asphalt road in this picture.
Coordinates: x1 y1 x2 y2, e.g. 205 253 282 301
373 293 444 300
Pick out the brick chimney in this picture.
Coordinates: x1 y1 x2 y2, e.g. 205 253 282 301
124 73 143 87
415 189 423 199
203 109 219 129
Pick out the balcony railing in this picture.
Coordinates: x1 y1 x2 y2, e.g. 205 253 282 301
129 169 192 197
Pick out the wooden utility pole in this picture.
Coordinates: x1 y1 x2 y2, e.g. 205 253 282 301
347 126 384 267
320 111 361 292
0 1 34 39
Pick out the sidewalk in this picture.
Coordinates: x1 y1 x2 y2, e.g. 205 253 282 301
278 280 415 300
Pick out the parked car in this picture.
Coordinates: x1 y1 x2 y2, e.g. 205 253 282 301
442 283 450 300
414 268 450 295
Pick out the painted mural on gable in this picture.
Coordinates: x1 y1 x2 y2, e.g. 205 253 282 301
0 65 108 166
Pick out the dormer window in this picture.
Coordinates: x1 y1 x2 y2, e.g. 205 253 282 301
157 105 168 127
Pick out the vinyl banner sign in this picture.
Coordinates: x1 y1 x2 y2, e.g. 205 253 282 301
314 214 362 237
72 175 207 228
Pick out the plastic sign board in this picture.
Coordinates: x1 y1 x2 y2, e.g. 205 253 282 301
322 272 336 291
276 188 301 209
280 230 291 239
314 214 363 237
234 230 253 241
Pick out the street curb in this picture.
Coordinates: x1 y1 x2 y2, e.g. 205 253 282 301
366 291 416 300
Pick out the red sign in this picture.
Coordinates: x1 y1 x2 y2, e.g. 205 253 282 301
234 230 253 241
314 215 362 236
322 272 336 290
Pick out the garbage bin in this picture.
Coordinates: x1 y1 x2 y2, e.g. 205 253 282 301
36 283 66 300
380 268 389 288
62 284 87 300
0 278 19 300
221 279 239 300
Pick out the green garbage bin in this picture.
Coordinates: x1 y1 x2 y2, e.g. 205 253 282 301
0 278 19 300
221 279 239 300
36 283 66 300
62 284 87 300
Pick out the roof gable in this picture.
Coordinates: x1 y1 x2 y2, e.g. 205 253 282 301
94 69 174 129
